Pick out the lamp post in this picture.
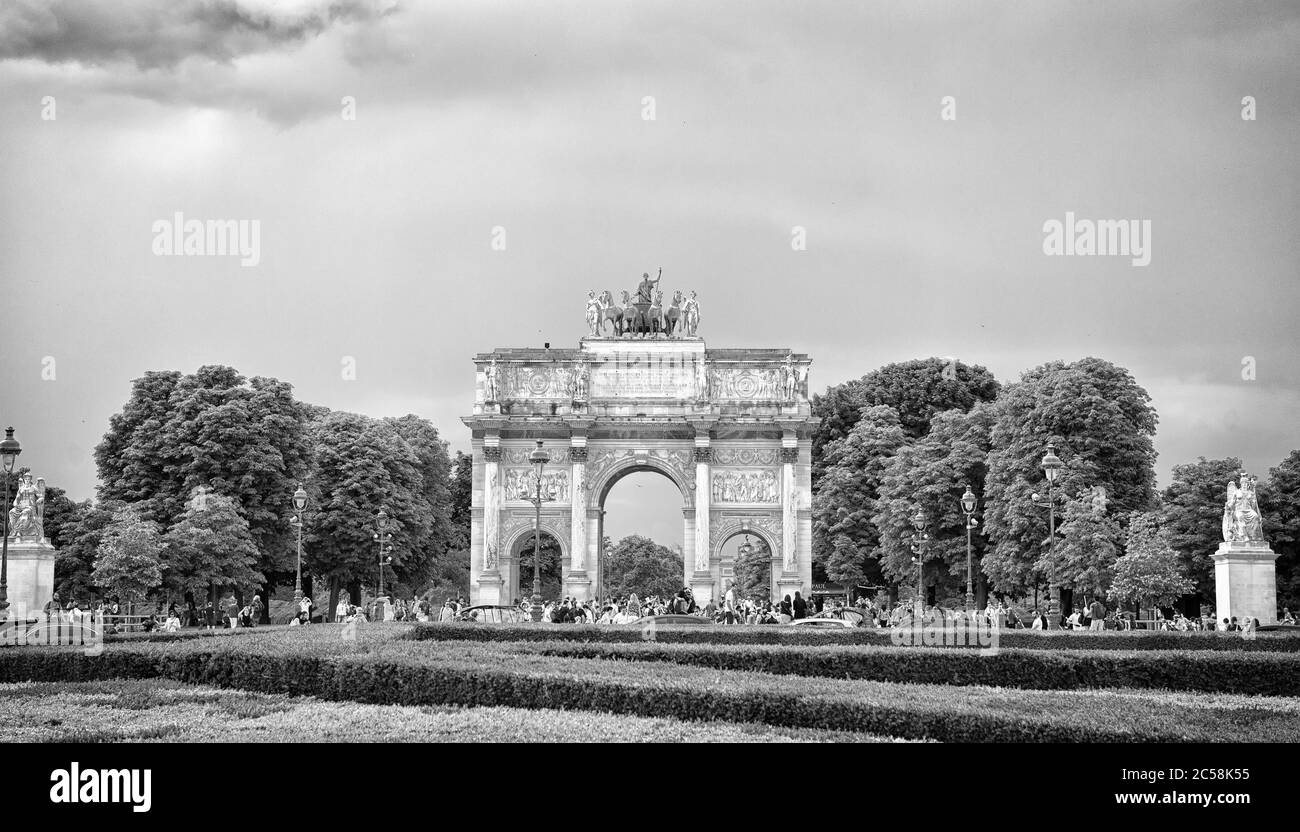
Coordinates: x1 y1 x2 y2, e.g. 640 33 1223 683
0 427 21 619
528 440 551 622
909 507 928 618
373 508 394 603
961 485 978 612
1031 442 1064 621
290 484 308 602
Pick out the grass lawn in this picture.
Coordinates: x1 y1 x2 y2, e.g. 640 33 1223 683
0 679 914 743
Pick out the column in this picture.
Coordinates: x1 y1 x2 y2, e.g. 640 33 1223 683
479 438 504 605
781 438 797 574
691 433 714 605
587 508 602 598
565 442 592 602
682 508 696 591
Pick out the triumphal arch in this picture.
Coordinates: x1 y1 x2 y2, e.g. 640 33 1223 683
463 273 816 606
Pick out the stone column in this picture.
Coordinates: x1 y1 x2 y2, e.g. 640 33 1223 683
587 508 602 598
781 438 798 575
565 443 592 602
682 508 696 592
691 437 714 605
479 439 504 605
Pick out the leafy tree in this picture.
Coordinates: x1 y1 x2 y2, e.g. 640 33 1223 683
385 415 457 589
811 358 999 484
449 450 474 552
1108 511 1193 612
812 406 908 588
94 366 312 603
1161 457 1243 603
601 535 683 599
731 537 772 601
53 500 124 600
161 492 263 601
983 357 1158 596
873 404 994 600
91 507 164 612
304 410 425 615
518 532 565 602
1260 449 1300 612
1038 491 1122 603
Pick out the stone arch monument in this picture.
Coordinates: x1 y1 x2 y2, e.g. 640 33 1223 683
463 280 816 605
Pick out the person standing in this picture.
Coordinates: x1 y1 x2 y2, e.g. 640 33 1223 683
792 591 808 620
1089 598 1106 631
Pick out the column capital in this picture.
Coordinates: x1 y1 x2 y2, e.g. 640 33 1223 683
693 446 713 463
483 446 503 462
569 447 589 463
780 447 799 464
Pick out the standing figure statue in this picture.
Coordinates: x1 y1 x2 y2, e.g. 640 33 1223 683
584 290 603 336
681 291 700 337
636 268 662 305
782 354 797 401
572 360 589 400
695 357 709 400
484 356 500 403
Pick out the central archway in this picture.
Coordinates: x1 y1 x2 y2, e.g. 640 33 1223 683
590 461 692 599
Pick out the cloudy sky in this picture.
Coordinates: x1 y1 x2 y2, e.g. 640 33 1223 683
1 0 1297 549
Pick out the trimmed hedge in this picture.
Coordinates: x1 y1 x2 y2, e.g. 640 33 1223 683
497 640 1300 696
2 639 1299 742
405 622 1300 652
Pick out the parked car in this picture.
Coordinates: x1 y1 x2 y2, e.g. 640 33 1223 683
455 604 531 624
631 614 714 627
790 615 856 628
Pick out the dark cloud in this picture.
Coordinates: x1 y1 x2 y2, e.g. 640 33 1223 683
0 0 395 69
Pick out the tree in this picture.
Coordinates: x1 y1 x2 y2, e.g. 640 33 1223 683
518 532 565 602
1109 512 1193 612
1260 449 1300 612
94 366 312 603
811 358 999 484
385 415 457 589
1038 491 1122 604
602 535 684 600
161 492 263 602
1161 457 1243 603
982 358 1158 596
91 507 164 611
53 499 124 600
449 450 474 552
731 537 772 601
304 410 425 615
872 404 994 600
812 406 908 588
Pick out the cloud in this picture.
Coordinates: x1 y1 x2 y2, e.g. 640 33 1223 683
0 0 394 70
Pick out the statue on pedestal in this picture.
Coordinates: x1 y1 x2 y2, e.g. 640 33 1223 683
1223 473 1266 544
584 291 603 336
6 473 45 541
484 357 500 403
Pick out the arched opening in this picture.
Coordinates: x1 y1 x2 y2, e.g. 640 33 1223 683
598 469 686 601
514 530 564 604
720 532 773 603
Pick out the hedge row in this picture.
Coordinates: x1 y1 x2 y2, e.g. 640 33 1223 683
405 622 1300 652
3 640 1298 742
496 640 1300 696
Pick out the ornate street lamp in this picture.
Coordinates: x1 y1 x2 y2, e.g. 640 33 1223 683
528 440 551 622
737 534 754 560
961 485 979 612
373 508 394 605
0 427 20 618
290 484 308 602
1032 442 1064 622
909 507 928 617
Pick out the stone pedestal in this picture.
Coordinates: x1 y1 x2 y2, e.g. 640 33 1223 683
476 573 504 607
690 573 715 606
1213 542 1279 626
1 540 57 620
564 573 592 602
776 578 803 609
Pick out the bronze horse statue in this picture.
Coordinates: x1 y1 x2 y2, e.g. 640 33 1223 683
662 291 682 337
599 291 623 335
619 291 643 336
